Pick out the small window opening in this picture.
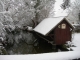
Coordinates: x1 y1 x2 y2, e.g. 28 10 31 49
61 24 66 29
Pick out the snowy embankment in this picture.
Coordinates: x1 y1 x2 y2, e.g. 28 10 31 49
0 51 80 60
71 33 80 51
0 33 80 60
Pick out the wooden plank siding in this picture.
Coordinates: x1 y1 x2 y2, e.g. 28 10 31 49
54 20 72 45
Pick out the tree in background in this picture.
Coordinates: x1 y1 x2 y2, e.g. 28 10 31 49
62 0 80 25
61 0 70 10
0 0 55 54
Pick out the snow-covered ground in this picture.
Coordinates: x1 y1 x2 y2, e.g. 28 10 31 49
0 33 80 60
71 33 80 51
0 51 80 60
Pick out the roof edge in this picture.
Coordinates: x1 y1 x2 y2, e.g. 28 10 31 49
45 18 74 36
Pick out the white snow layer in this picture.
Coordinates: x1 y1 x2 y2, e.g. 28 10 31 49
33 17 64 35
0 51 80 60
71 33 80 51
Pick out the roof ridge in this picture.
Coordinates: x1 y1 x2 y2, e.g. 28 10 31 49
49 16 67 18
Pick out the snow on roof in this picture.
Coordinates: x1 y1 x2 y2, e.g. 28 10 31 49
33 16 71 35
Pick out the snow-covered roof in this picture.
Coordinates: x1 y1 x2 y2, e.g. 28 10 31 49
33 17 73 35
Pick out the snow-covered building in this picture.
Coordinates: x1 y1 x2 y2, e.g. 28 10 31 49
33 17 74 45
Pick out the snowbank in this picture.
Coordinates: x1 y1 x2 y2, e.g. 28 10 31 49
71 33 80 51
0 51 80 60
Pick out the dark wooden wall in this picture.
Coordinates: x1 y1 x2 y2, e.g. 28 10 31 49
54 20 72 45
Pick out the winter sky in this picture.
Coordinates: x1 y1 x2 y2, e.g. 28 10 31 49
49 0 75 17
55 0 68 16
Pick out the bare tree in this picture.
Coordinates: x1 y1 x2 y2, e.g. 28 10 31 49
61 0 70 10
66 0 80 24
33 0 55 24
